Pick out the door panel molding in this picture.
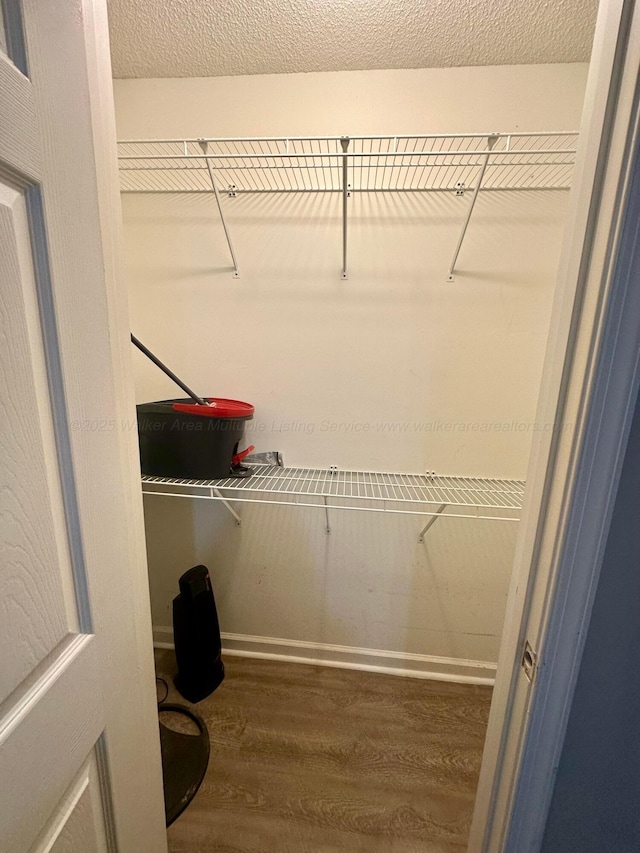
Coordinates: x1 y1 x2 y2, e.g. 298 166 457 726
29 753 110 853
0 635 102 852
0 634 88 741
0 54 38 182
26 185 93 631
0 181 71 702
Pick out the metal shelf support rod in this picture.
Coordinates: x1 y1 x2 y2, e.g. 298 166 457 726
198 140 240 278
418 504 447 542
341 136 350 280
448 134 499 281
324 496 331 534
212 487 242 526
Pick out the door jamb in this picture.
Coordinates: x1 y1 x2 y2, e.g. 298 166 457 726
469 0 640 849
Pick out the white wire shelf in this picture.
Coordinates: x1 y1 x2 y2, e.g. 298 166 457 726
141 467 524 538
118 132 579 194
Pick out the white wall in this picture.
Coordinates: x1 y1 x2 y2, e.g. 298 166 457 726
114 65 587 138
114 65 587 674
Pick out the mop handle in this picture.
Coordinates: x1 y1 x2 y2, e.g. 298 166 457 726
131 334 207 407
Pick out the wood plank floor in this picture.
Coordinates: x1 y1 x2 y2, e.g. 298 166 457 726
155 650 492 853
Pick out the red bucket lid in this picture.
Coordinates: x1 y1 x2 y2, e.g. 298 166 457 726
172 398 254 418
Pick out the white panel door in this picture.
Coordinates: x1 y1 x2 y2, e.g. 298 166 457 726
0 1 167 851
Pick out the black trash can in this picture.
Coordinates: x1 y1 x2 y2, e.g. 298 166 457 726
137 397 254 479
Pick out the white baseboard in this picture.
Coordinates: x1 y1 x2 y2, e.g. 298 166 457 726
153 626 496 686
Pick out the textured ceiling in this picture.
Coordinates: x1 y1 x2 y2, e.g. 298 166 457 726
108 0 598 79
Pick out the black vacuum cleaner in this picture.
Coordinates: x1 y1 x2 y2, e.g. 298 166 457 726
155 562 226 826
173 565 225 703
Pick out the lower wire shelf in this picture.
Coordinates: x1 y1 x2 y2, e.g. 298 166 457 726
141 466 524 540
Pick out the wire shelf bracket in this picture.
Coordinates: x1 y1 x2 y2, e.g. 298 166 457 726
198 140 240 278
418 503 447 542
447 133 498 282
213 487 242 526
340 136 350 280
140 466 524 539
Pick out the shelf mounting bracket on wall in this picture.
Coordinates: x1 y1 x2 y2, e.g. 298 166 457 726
323 495 331 535
198 140 240 278
447 133 499 282
418 504 447 542
213 487 242 526
340 136 350 280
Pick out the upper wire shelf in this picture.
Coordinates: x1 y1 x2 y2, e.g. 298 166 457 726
118 131 579 194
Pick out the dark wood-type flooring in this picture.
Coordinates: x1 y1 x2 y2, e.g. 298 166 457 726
155 650 492 853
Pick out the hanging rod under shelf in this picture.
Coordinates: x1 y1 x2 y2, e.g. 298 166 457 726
141 466 524 537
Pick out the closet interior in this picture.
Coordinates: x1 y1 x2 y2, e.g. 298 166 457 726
117 71 586 664
109 4 596 846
